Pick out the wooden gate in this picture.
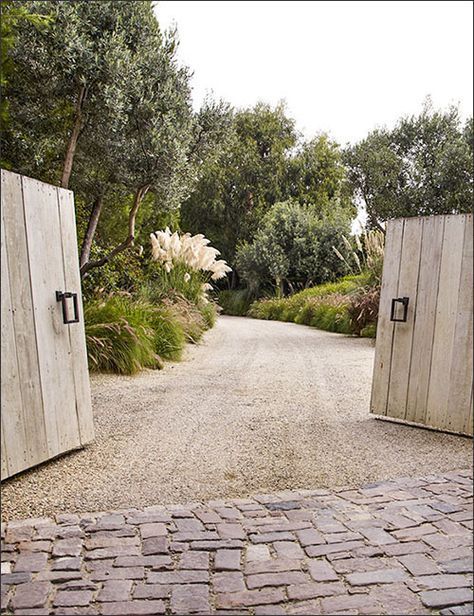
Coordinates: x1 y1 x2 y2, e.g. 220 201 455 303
371 213 473 436
1 170 94 480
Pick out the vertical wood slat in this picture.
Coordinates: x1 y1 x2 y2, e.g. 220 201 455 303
445 215 473 433
406 215 445 425
372 213 472 436
2 170 49 467
57 189 95 444
467 385 473 436
370 219 404 415
386 217 423 419
426 215 467 431
22 175 80 458
1 170 94 480
1 212 28 475
1 415 8 479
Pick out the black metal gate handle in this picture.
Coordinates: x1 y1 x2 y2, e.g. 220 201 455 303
390 297 409 322
56 291 80 324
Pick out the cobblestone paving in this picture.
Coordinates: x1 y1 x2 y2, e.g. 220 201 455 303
1 470 472 615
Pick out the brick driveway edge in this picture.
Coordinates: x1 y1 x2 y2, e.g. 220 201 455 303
1 469 472 615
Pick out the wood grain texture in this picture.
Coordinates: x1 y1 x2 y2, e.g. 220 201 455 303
406 216 445 425
370 218 404 415
1 202 28 476
373 213 472 436
22 175 80 458
426 215 466 431
386 217 423 419
1 170 94 479
1 414 8 479
57 188 94 444
445 215 473 434
2 170 48 466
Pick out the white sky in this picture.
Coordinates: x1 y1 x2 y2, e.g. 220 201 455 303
155 0 473 145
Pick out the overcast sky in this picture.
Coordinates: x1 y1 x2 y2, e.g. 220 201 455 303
155 1 473 145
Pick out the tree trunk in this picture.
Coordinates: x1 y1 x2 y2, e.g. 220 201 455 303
61 85 87 188
80 185 150 277
80 195 104 269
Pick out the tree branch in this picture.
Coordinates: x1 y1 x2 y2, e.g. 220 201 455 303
80 194 104 268
61 85 87 188
80 184 150 277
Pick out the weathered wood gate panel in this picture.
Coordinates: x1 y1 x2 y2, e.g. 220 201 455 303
371 213 473 435
1 170 94 479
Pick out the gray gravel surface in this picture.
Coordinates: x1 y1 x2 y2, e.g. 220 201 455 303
1 316 471 520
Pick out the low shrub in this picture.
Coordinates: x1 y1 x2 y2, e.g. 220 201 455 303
248 275 365 322
218 289 253 316
147 307 186 362
295 294 352 334
360 323 377 338
200 302 218 329
84 295 163 375
85 294 191 374
248 273 378 337
347 285 380 336
162 295 207 344
247 297 287 320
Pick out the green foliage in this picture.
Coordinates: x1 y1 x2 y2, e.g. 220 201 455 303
218 289 254 316
84 295 163 375
180 103 354 272
248 274 377 337
347 285 380 336
0 0 50 128
4 0 231 280
84 294 191 374
181 102 297 264
283 135 354 218
80 248 146 300
146 262 207 306
147 307 186 362
360 324 377 338
236 200 352 294
200 303 218 329
161 296 207 344
295 295 352 334
345 100 473 228
333 229 385 287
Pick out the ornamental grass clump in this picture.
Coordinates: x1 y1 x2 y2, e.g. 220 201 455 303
85 294 188 374
295 294 352 333
150 228 231 304
332 229 385 285
85 295 163 374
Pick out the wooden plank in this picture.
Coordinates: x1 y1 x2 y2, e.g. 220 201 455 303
466 385 473 436
0 205 28 476
1 415 8 479
2 170 49 467
57 188 94 444
22 175 80 458
445 215 473 434
386 217 423 419
370 218 404 415
426 215 466 431
405 216 445 425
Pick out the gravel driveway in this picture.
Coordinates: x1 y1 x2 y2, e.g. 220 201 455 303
1 316 471 520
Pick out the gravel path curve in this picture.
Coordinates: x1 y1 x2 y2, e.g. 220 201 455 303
1 316 471 520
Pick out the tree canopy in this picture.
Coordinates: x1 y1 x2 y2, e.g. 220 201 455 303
3 0 230 280
236 200 351 295
180 103 355 272
3 1 472 298
344 100 473 230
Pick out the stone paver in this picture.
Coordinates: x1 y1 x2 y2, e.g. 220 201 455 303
1 470 472 614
